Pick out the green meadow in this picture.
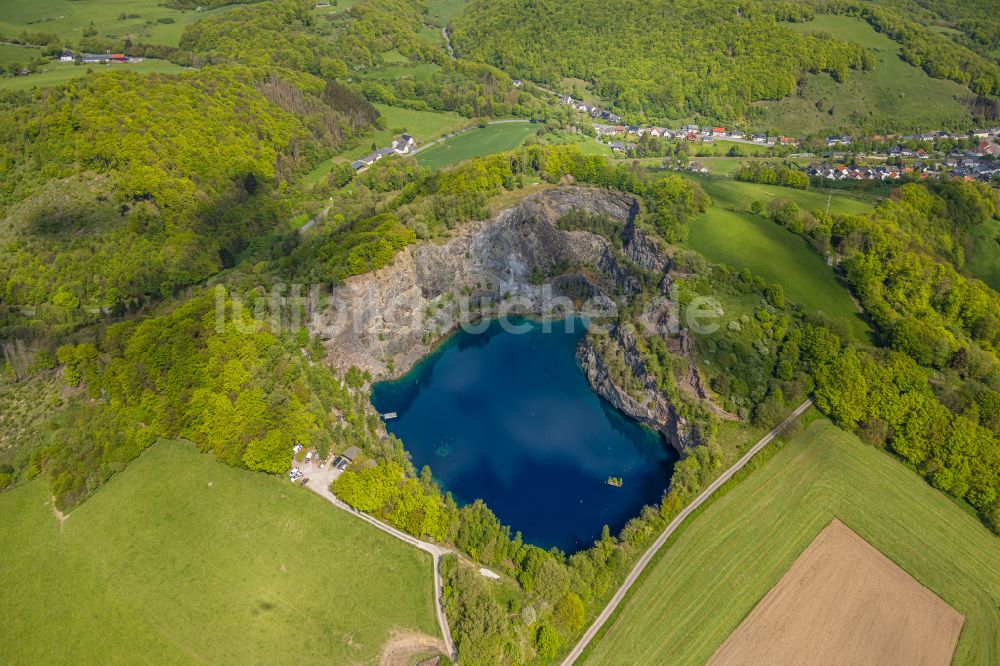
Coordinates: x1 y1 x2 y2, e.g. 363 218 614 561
425 0 471 25
964 218 1000 292
415 121 538 170
766 15 971 134
300 104 471 186
682 174 876 215
0 440 438 664
0 59 187 91
684 207 871 341
0 0 237 49
583 417 1000 665
376 103 470 140
671 174 873 341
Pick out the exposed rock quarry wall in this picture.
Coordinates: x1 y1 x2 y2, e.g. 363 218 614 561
310 186 711 453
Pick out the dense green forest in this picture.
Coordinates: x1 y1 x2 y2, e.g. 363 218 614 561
750 178 1000 516
820 1 1000 97
452 0 870 122
452 0 999 125
0 65 380 337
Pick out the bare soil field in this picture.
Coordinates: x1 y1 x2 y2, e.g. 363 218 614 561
708 519 964 666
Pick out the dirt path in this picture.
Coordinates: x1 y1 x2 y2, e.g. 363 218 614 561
561 398 814 665
302 475 455 660
379 630 448 666
50 496 68 531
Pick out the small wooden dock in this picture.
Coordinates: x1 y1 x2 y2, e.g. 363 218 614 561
383 412 398 420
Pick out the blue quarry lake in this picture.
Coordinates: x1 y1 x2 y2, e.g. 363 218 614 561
371 318 677 552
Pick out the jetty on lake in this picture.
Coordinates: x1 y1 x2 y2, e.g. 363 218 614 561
382 412 398 420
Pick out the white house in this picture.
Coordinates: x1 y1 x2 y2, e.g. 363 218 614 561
392 134 416 154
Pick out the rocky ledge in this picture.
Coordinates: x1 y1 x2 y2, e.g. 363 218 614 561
310 186 715 453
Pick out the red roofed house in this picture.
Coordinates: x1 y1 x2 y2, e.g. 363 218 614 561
711 127 726 137
110 53 127 63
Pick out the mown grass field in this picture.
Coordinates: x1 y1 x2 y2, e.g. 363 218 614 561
425 0 470 25
0 0 235 49
583 417 1000 665
0 59 188 91
360 50 443 84
695 156 809 176
415 122 538 170
682 175 876 215
766 16 970 134
0 42 41 66
376 103 470 140
964 218 1000 292
0 440 438 664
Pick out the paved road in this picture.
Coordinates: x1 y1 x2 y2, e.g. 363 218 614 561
302 467 455 659
561 397 815 665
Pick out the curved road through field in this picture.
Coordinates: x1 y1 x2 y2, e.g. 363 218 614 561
304 478 456 659
562 397 815 665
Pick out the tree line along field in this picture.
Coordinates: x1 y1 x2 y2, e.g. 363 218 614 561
0 59 187 91
767 15 971 134
671 174 875 342
0 440 440 664
0 0 236 49
581 416 1000 665
415 121 538 170
683 207 873 343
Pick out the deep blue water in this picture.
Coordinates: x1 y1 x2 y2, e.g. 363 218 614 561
370 318 677 553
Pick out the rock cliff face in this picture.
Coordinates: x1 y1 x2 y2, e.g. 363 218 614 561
576 323 702 452
310 186 641 375
309 186 711 453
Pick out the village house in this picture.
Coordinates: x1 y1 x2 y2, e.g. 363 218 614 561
711 127 726 137
392 134 416 154
975 142 996 157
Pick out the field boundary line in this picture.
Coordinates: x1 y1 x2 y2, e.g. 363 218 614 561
562 397 814 665
304 480 456 659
